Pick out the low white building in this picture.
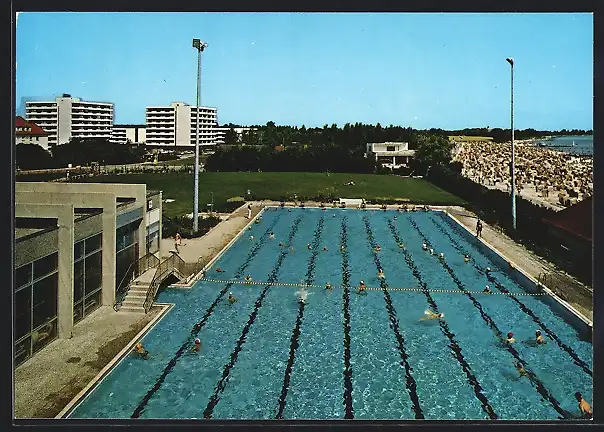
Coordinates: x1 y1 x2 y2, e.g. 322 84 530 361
15 116 50 150
214 126 255 145
366 142 415 168
111 124 146 144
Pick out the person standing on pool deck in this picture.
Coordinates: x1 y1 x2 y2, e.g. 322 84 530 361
247 204 252 219
476 219 483 238
575 392 592 419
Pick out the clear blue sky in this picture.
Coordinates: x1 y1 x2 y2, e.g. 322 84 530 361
16 12 593 130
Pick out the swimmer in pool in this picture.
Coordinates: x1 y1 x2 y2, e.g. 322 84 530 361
296 288 309 304
270 232 275 239
429 248 434 255
249 235 254 241
505 332 516 344
377 268 385 279
133 343 149 359
374 245 381 252
438 252 445 261
398 242 405 249
193 338 201 352
279 242 285 247
358 280 367 294
340 245 345 252
514 360 527 377
464 254 471 263
483 285 492 294
486 267 492 274
575 392 593 419
244 275 253 284
422 243 428 251
325 282 332 290
307 243 312 250
535 330 546 345
420 310 444 321
216 266 225 273
289 247 295 253
228 292 237 304
323 246 328 252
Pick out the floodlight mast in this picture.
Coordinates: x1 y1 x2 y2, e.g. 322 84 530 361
192 39 208 232
506 57 516 230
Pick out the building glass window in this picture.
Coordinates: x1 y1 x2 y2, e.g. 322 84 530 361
15 264 32 289
14 252 59 367
386 146 396 152
33 252 58 280
74 240 84 260
73 233 102 325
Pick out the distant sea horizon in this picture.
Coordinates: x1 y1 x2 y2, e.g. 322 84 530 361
535 135 593 156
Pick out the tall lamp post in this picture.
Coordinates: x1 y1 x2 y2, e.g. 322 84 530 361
192 38 208 232
506 57 516 230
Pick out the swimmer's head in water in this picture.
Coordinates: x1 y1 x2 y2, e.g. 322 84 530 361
536 330 541 336
575 392 583 400
195 338 200 344
507 332 514 338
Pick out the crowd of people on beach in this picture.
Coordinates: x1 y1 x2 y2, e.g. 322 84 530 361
452 140 593 208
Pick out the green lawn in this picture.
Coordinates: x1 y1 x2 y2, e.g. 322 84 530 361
79 172 465 218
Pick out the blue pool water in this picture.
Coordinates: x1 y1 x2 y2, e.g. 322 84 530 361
69 208 592 420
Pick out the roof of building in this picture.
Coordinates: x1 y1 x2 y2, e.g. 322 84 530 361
542 196 592 242
15 116 48 136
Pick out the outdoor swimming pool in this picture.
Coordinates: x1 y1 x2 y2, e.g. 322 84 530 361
68 207 592 420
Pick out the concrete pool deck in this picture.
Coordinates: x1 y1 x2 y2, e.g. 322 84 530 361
14 201 592 418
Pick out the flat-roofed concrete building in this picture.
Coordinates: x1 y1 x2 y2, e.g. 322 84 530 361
366 142 416 169
111 124 146 144
145 102 219 149
26 94 114 147
14 182 162 366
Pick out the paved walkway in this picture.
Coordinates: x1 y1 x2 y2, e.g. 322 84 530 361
14 305 163 418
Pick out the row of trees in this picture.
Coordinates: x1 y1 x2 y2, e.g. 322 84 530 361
207 132 453 174
16 138 148 170
222 122 592 149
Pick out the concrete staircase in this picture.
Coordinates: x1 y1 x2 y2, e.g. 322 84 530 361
119 268 157 314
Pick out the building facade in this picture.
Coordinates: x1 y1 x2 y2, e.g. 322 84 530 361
25 94 114 147
366 142 415 169
14 182 162 367
145 102 219 149
15 116 50 150
111 124 146 144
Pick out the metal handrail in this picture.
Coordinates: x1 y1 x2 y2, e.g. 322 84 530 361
113 253 160 311
143 253 187 313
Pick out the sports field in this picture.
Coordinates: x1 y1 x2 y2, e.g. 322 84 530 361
78 172 465 218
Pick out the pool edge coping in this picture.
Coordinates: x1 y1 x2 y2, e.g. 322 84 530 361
55 302 175 419
443 210 593 329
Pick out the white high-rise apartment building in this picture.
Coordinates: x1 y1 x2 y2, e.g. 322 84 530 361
145 102 218 148
25 94 114 146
